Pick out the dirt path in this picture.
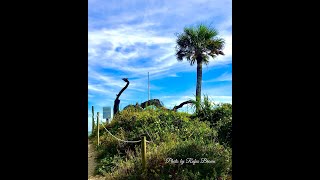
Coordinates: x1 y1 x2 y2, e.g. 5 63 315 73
88 139 105 180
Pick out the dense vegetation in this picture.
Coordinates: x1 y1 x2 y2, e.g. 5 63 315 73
89 97 232 179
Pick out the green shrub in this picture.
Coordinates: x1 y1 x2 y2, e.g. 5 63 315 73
194 96 232 147
196 96 232 126
215 116 232 147
90 103 232 179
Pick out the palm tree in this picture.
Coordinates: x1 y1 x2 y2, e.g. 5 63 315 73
175 24 225 112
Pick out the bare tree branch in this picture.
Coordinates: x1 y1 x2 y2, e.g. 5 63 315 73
113 78 130 115
172 100 195 112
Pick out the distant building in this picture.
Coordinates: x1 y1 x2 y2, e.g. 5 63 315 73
103 106 112 123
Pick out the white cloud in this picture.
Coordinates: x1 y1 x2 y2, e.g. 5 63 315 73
88 84 111 94
168 73 180 77
88 0 232 78
204 72 232 82
89 0 232 31
89 25 231 80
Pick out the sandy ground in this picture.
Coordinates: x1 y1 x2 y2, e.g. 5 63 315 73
88 139 105 180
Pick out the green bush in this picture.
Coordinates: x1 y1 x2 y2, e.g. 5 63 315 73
215 116 232 147
90 102 232 179
196 96 232 126
194 96 232 147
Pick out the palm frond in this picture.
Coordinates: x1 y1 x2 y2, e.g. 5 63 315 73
175 24 225 64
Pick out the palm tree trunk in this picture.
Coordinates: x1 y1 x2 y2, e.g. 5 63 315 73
196 60 202 112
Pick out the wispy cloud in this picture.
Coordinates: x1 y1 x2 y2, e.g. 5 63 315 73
168 73 180 77
88 0 232 79
88 23 231 81
203 72 232 82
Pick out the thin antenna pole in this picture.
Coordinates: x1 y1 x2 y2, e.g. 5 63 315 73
148 72 150 101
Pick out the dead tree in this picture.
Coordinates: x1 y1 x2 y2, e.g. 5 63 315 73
113 78 130 115
172 100 195 112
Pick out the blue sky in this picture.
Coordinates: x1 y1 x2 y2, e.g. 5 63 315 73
88 0 232 131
